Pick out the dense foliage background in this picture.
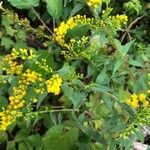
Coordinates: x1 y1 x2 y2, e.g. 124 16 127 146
0 0 150 149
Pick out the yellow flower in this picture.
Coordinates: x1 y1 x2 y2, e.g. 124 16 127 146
54 15 93 46
142 100 149 108
131 93 138 101
54 18 77 45
87 0 102 7
126 92 149 109
111 14 128 29
131 99 138 109
139 93 146 102
46 74 62 95
2 54 23 75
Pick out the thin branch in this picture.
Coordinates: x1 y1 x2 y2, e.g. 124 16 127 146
121 15 144 43
26 108 79 116
31 7 54 36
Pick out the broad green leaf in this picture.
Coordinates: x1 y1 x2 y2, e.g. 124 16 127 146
117 89 130 103
69 3 84 17
128 59 144 68
62 83 87 107
113 59 122 75
2 15 14 27
89 84 111 93
18 142 27 150
6 141 16 150
8 0 39 9
46 0 62 20
27 134 42 149
15 129 29 142
120 40 135 56
1 37 14 49
43 124 79 150
96 68 109 85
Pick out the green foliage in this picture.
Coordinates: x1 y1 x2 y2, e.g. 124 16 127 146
0 0 149 149
43 124 79 150
46 0 63 21
8 0 40 9
124 0 143 15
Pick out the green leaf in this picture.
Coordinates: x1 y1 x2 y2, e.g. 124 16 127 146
0 96 8 111
128 59 144 68
18 142 27 150
46 0 62 20
1 37 14 49
120 40 135 56
135 131 144 143
0 132 8 143
113 59 122 75
8 0 40 9
2 15 14 27
36 91 48 109
69 3 84 17
43 124 79 150
96 68 109 85
15 129 29 142
62 83 87 107
27 134 42 149
7 141 16 150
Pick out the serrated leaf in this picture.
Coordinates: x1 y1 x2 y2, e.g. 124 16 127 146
8 0 39 9
113 59 122 75
96 68 108 85
120 40 135 56
128 59 144 68
46 0 62 20
1 37 14 49
62 83 87 107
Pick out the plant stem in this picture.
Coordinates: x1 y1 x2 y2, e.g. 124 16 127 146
31 7 54 36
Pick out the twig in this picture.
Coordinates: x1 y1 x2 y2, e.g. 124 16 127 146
121 15 144 43
26 108 79 116
31 7 54 36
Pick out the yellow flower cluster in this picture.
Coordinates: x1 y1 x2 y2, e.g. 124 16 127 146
126 93 149 109
0 110 22 131
54 15 93 45
12 48 36 60
19 69 41 85
46 74 62 95
9 85 26 109
87 0 102 7
54 17 77 45
148 73 150 94
2 54 23 75
111 15 128 29
2 48 36 75
0 69 41 131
